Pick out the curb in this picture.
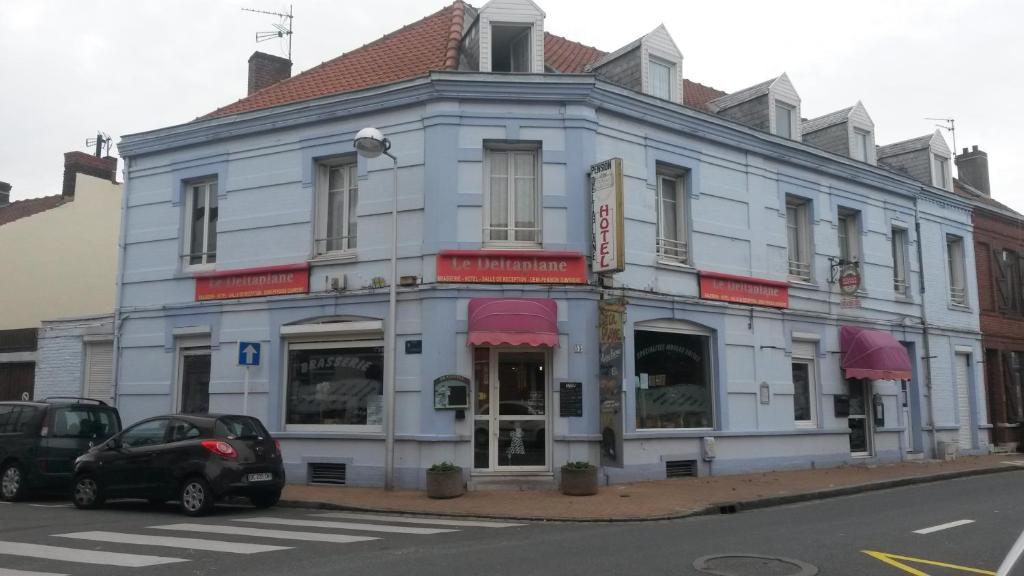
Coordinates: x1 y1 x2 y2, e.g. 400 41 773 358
278 464 1023 523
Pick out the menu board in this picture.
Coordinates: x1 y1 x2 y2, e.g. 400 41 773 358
560 381 583 417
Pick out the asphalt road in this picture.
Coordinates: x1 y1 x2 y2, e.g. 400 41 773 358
1 470 1022 576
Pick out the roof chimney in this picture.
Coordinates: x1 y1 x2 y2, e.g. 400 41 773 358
248 51 291 95
62 151 118 198
0 181 10 206
955 145 990 196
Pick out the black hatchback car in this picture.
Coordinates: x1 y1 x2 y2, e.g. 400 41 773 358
1 398 121 501
71 413 284 516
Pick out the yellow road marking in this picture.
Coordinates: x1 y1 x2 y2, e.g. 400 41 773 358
863 550 997 575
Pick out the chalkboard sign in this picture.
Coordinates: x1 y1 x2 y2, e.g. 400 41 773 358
433 375 470 410
560 381 583 417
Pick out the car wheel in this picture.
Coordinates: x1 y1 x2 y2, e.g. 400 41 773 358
249 490 281 509
1 462 27 502
179 477 214 517
72 475 104 509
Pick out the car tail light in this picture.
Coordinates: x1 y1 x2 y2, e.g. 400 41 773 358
201 440 238 459
274 439 282 455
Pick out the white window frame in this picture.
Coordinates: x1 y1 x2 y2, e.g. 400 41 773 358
837 208 861 265
655 166 689 264
648 57 674 100
282 338 386 433
786 196 812 281
791 340 818 428
891 227 910 297
314 159 358 257
775 102 795 139
483 142 542 247
490 23 532 73
932 154 950 189
947 234 968 306
852 129 871 162
182 178 218 271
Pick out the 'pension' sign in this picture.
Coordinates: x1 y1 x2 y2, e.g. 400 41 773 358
591 158 625 274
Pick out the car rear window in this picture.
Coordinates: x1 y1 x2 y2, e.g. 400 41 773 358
50 406 119 440
0 405 39 434
215 416 269 439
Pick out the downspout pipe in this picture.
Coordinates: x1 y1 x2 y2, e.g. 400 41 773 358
914 195 939 458
111 157 131 408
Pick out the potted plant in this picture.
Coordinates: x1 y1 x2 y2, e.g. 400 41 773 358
426 461 464 499
560 461 599 496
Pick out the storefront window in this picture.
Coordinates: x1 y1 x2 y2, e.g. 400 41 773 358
1007 352 1024 424
286 344 384 428
634 328 714 429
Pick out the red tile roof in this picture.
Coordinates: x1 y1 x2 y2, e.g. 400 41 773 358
0 195 67 227
204 1 726 119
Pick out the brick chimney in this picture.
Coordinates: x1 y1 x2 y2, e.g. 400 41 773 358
0 181 10 206
955 145 990 196
248 51 292 95
62 151 118 198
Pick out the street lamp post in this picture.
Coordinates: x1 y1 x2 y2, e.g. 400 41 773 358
354 127 398 491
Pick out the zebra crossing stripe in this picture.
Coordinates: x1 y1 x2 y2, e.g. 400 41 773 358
235 517 458 535
313 512 524 528
151 523 378 544
0 541 185 567
54 531 290 554
0 569 69 576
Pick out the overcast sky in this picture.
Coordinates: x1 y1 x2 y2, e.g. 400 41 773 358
3 0 1022 212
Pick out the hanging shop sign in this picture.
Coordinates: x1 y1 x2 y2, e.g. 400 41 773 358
698 271 789 309
598 297 626 468
433 374 470 410
839 264 862 309
195 263 309 301
436 250 587 284
590 158 625 274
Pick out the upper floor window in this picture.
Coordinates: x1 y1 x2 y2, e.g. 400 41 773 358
947 235 967 306
315 160 358 255
649 58 673 100
933 155 949 189
184 178 218 269
786 196 812 281
994 249 1022 313
484 143 541 245
491 25 531 72
853 129 871 162
656 166 689 264
837 209 861 264
775 102 794 139
891 227 910 297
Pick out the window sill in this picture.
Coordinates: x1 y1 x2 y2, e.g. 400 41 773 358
277 429 384 440
894 294 914 303
794 421 817 429
787 278 819 289
481 242 544 250
948 302 972 312
309 251 357 265
182 264 216 275
655 260 696 273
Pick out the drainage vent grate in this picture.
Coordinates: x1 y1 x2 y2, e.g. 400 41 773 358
309 463 347 485
665 459 697 478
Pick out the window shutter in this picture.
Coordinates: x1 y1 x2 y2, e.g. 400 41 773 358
792 340 816 359
84 341 114 403
994 249 1011 310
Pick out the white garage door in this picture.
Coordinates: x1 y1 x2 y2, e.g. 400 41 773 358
955 352 972 450
84 341 114 404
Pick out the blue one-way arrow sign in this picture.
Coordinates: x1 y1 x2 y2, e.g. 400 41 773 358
238 341 261 366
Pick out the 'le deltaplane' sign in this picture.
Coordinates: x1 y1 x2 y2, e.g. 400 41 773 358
590 158 625 274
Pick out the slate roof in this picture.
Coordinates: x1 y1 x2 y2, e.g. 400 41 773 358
953 179 1024 220
0 195 67 227
203 1 726 120
801 107 852 134
876 134 933 158
706 77 774 111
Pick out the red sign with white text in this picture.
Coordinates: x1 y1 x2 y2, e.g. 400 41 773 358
195 263 310 301
436 250 587 284
699 271 789 308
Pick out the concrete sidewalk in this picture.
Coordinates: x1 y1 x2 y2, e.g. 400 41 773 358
280 454 1024 521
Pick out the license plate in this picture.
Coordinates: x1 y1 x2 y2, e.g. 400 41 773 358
247 472 273 482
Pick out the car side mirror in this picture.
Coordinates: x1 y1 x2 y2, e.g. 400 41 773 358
107 438 122 450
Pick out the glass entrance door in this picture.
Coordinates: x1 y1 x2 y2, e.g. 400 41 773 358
472 349 549 471
848 379 872 456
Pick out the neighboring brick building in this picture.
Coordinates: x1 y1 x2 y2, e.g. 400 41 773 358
955 146 1024 449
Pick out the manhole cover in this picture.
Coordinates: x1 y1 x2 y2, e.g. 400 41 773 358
693 554 818 576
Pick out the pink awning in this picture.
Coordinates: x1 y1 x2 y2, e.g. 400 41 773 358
467 298 558 348
840 326 912 380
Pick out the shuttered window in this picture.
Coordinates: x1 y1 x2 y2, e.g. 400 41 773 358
84 341 114 403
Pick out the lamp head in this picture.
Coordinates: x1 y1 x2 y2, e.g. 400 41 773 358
354 127 389 159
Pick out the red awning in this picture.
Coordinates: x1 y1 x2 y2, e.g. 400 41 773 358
467 298 558 348
840 326 912 380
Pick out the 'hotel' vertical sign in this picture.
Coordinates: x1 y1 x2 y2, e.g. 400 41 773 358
591 158 625 274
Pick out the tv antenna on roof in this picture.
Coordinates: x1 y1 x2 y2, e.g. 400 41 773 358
926 117 956 156
86 132 113 157
242 5 294 62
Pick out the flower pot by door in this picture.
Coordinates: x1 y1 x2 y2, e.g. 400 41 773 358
426 469 464 499
560 465 598 496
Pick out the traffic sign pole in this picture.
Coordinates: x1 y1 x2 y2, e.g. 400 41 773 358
243 365 250 416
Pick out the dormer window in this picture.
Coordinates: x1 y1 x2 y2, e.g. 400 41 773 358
491 24 531 72
853 129 871 162
649 58 673 100
933 154 949 189
775 102 794 139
